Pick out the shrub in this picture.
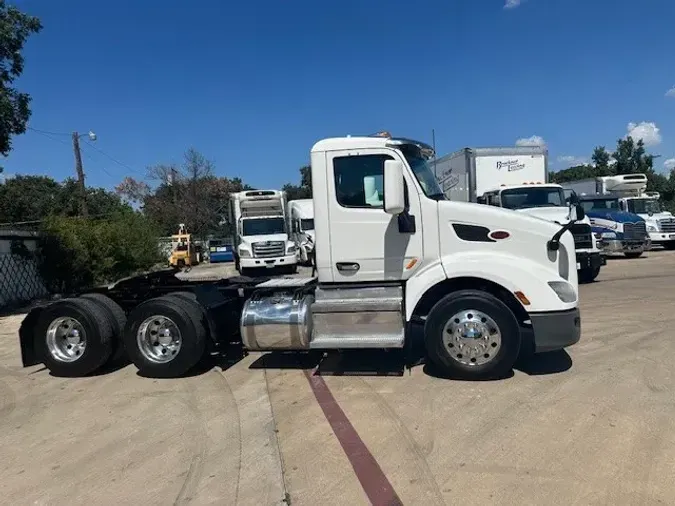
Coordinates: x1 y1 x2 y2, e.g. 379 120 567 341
36 212 163 293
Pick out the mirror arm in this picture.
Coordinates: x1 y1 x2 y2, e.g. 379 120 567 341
548 219 576 251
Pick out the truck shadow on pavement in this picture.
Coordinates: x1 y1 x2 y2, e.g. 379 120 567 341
244 347 573 381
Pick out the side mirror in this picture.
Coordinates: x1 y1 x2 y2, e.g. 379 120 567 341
569 203 585 222
384 160 405 215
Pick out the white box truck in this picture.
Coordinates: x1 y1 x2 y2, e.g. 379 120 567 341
288 198 315 266
431 147 605 283
19 133 582 381
229 190 298 275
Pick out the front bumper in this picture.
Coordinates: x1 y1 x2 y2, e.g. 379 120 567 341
576 251 605 271
649 231 675 243
530 307 581 353
601 239 646 254
240 254 297 269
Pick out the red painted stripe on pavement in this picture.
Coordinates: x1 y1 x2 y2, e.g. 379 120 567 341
303 369 403 506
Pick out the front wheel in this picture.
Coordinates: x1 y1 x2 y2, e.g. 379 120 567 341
578 266 601 284
625 252 643 259
424 289 521 380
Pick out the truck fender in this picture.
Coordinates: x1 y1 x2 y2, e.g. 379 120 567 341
18 305 48 367
406 252 576 319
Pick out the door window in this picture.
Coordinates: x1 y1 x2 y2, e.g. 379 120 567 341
333 154 393 208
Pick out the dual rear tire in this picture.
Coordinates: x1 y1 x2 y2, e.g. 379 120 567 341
33 292 207 378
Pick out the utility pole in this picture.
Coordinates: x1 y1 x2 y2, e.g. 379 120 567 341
72 131 88 218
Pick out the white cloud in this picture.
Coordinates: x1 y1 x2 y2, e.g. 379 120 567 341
504 0 523 8
626 121 662 147
664 158 675 171
666 86 675 98
557 155 587 166
515 135 546 147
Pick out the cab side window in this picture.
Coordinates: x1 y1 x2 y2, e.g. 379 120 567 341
333 154 394 208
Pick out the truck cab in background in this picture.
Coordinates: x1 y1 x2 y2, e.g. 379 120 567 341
230 190 298 275
478 184 605 283
575 194 649 258
288 198 315 266
430 146 605 283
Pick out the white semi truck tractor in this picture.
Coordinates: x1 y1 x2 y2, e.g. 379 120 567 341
18 133 582 381
230 189 298 275
431 146 605 283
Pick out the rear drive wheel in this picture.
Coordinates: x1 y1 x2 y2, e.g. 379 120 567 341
424 290 520 380
123 295 206 378
80 293 127 363
624 252 643 259
34 298 114 377
578 266 601 284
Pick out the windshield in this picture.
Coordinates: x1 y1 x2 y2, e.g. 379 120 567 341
300 218 314 231
500 187 566 210
580 198 619 212
398 144 446 200
628 198 661 214
242 217 286 236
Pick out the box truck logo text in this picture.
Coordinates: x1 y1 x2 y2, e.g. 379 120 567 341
496 159 526 172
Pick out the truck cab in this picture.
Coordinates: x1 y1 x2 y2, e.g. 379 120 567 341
288 198 315 265
478 183 605 283
230 190 298 275
577 195 650 258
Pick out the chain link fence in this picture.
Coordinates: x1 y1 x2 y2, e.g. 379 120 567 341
0 230 50 312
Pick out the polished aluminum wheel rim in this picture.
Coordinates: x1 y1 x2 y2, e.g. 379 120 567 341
442 310 502 366
137 315 182 363
46 317 86 363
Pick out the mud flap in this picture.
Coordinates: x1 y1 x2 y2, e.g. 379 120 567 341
18 306 46 367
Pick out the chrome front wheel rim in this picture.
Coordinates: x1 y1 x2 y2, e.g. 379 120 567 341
442 310 502 366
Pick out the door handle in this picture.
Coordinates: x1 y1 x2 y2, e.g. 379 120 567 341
336 262 360 272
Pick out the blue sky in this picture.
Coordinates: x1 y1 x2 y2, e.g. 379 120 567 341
4 0 675 190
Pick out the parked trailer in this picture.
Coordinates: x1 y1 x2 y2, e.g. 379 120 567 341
18 133 582 381
288 199 315 266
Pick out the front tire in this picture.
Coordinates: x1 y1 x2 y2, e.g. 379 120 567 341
123 295 207 378
424 290 521 380
34 298 114 377
625 252 643 259
578 266 601 284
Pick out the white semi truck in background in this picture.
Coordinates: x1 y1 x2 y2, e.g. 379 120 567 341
431 147 605 283
561 174 675 250
19 133 583 381
229 189 298 275
288 198 315 265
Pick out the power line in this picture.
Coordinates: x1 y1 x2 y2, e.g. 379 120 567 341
82 140 145 176
27 126 71 137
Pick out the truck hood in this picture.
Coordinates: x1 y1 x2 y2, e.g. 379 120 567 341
240 233 289 246
585 210 644 223
515 206 572 224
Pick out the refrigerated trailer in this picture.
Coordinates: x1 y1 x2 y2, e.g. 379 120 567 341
431 147 605 283
18 134 582 382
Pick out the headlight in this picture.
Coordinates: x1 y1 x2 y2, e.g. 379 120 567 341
287 245 297 254
239 248 251 258
548 281 577 303
647 224 657 232
601 232 616 239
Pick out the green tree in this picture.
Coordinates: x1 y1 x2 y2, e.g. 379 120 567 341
0 1 42 163
0 175 131 225
591 146 613 176
283 165 312 201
